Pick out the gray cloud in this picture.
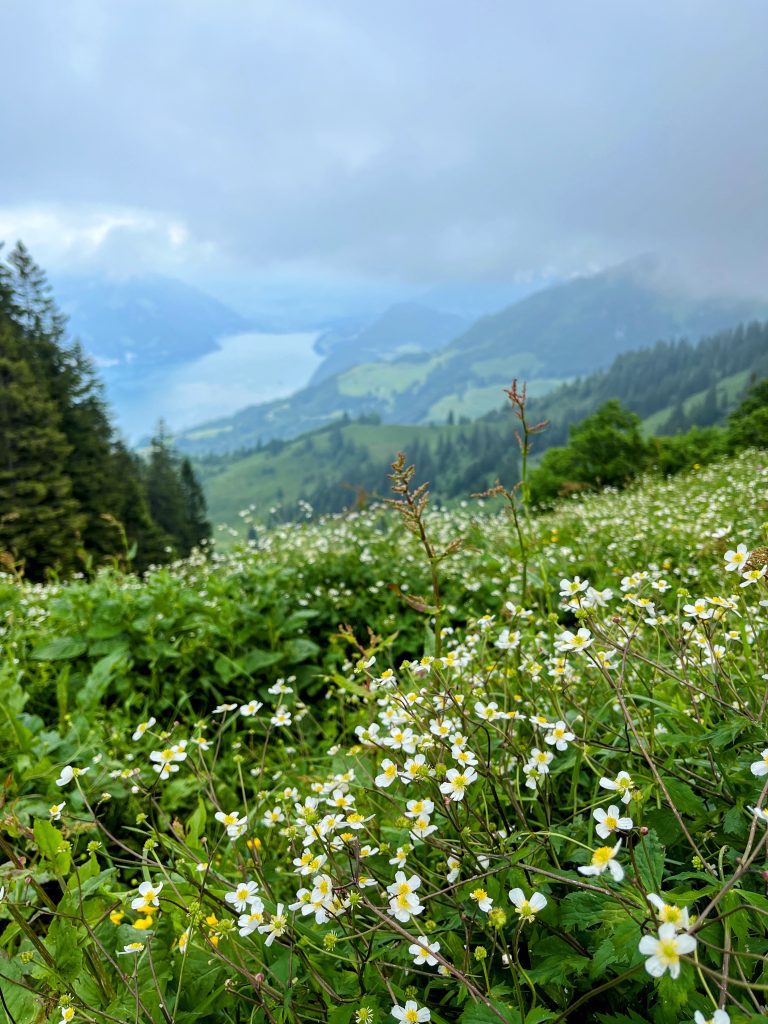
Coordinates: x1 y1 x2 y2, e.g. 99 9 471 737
1 0 767 302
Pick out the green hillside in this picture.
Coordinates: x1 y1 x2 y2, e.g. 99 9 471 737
198 417 520 532
198 320 768 528
176 260 768 455
310 301 467 383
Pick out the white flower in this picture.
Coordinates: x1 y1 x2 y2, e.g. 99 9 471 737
446 855 460 883
750 749 768 776
215 810 247 840
638 922 696 978
694 1010 729 1024
555 628 593 653
387 872 424 922
132 717 156 741
741 566 766 587
439 766 478 802
469 887 493 912
213 703 237 714
270 706 292 727
237 901 265 936
55 765 89 787
578 841 624 881
400 754 429 784
527 748 554 773
117 942 145 955
560 576 589 597
391 1000 430 1023
130 881 163 910
405 798 434 819
263 806 285 828
149 746 187 779
598 771 634 804
508 887 547 921
374 758 399 788
724 544 749 572
593 805 633 839
225 880 261 912
258 903 288 946
544 721 575 750
408 934 440 966
49 802 66 821
60 1007 75 1023
239 700 263 717
646 893 690 932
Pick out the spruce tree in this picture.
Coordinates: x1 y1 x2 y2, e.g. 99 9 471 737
179 457 211 553
0 317 83 576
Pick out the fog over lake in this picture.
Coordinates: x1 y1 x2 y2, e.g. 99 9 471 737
110 331 321 441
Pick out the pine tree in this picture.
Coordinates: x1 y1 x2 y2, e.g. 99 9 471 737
0 316 83 576
145 423 188 556
179 457 211 553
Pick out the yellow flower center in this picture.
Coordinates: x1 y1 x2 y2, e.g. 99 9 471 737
604 815 617 830
658 938 679 962
592 846 614 866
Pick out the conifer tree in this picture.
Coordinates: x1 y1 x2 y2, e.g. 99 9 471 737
0 317 82 575
179 457 211 552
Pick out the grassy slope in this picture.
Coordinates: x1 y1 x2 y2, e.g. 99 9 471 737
641 369 751 435
200 422 455 528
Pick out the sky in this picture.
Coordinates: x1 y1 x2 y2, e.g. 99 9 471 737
1 0 768 317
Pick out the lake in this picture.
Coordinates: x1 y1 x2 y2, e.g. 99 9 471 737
108 330 322 441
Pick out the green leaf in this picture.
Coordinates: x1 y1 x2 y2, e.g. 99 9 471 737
187 797 207 846
283 637 321 663
76 648 128 708
460 999 520 1023
634 828 665 893
663 778 707 819
242 648 284 673
34 818 71 875
589 937 617 980
525 1010 558 1024
0 957 43 1022
560 890 623 929
31 636 87 661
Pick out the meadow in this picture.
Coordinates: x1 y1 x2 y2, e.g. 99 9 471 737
2 447 768 1023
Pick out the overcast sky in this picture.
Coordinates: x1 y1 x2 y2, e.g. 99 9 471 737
1 0 767 311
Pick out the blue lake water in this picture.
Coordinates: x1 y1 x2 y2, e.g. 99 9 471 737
108 331 322 441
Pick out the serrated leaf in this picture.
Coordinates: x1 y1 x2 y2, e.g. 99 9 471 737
34 818 71 874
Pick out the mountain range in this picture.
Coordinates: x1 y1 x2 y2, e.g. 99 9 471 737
175 260 768 455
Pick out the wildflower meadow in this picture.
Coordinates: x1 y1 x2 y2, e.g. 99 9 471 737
2 441 768 1023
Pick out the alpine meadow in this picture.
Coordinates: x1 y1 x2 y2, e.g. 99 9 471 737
4 4 768 1024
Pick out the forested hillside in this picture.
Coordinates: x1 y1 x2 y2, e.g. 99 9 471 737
197 320 768 528
0 243 211 577
176 261 768 454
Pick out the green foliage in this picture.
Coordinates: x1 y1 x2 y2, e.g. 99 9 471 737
529 400 649 503
0 241 210 577
3 434 768 1020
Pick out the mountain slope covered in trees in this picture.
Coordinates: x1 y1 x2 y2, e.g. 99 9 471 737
176 261 768 454
196 319 768 528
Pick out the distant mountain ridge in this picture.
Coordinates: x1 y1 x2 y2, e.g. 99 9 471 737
175 261 768 455
54 273 256 368
310 302 468 384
